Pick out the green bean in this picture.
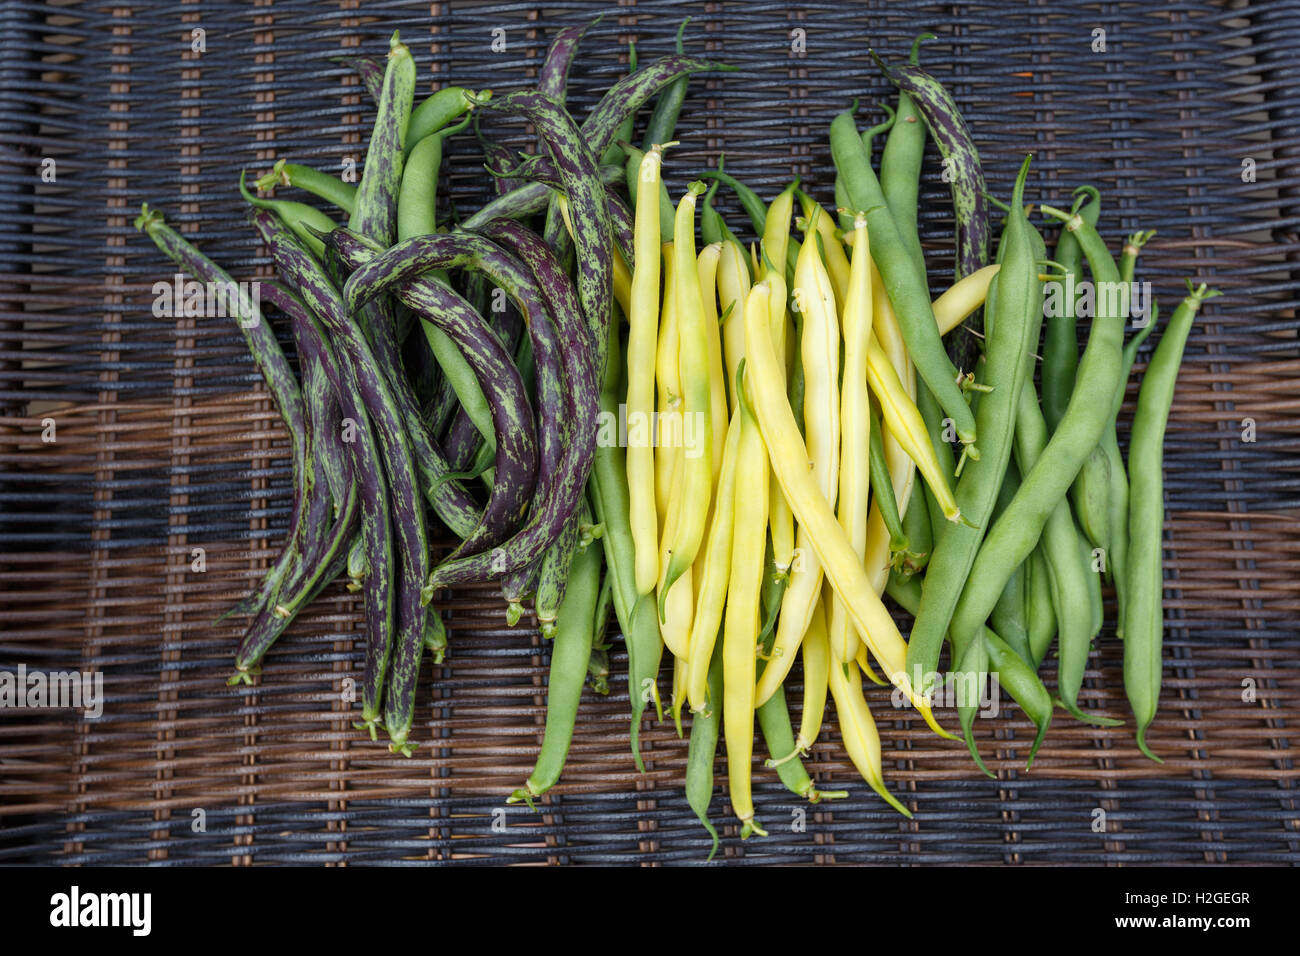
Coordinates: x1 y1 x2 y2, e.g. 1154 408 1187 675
1120 229 1156 289
984 626 1053 769
757 539 788 657
1082 524 1104 638
641 18 691 150
867 406 915 570
831 105 977 449
406 86 476 153
599 42 638 166
989 462 1032 665
948 200 1128 676
915 382 956 548
1047 191 1111 560
589 315 635 627
396 116 495 455
1037 189 1107 568
686 636 724 859
834 104 896 233
991 562 1030 668
1013 378 1120 726
588 315 663 769
879 34 932 280
899 485 932 578
906 158 1039 715
699 169 766 236
1041 186 1100 431
255 159 357 216
1122 300 1160 385
588 571 614 695
879 42 988 285
756 684 848 804
1025 546 1057 670
507 531 602 807
1107 247 1160 634
701 156 744 249
238 171 338 259
397 113 471 241
1125 281 1219 762
419 320 494 451
459 165 625 232
861 103 899 163
887 571 1052 768
944 221 1046 767
535 513 583 637
1070 444 1113 559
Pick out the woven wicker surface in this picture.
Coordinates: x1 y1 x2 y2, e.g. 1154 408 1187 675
1 0 1297 865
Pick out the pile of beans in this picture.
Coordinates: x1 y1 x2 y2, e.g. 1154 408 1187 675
137 21 1215 857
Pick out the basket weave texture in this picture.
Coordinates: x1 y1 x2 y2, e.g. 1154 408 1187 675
1 0 1297 864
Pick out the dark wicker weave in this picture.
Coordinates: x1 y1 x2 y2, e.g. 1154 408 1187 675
1 0 1297 865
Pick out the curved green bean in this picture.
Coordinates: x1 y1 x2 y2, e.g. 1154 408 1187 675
255 159 357 216
507 532 602 807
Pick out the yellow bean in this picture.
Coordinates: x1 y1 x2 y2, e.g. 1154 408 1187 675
741 281 953 740
656 450 693 660
612 243 632 317
671 652 687 738
655 242 679 528
827 644 913 817
862 276 917 598
856 640 888 686
558 193 633 316
627 147 666 596
696 242 728 481
872 260 917 405
934 263 999 335
686 415 742 712
758 186 800 580
724 343 770 839
799 194 850 306
764 271 795 575
658 186 714 621
762 182 798 281
866 334 961 522
755 227 841 701
828 213 873 664
717 240 751 413
796 596 830 752
856 265 988 614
